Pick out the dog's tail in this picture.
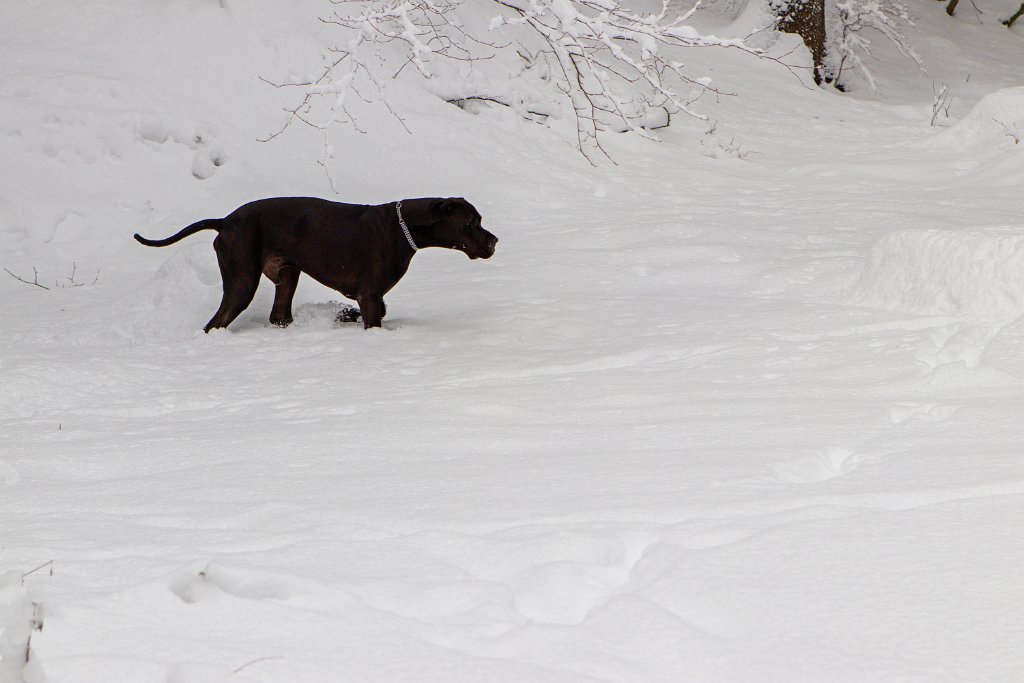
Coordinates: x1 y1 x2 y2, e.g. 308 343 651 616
134 218 223 247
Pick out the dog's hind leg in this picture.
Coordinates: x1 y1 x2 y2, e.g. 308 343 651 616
267 263 300 328
204 235 261 333
205 278 260 333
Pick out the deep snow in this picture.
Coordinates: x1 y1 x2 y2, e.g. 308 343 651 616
2 1 1024 682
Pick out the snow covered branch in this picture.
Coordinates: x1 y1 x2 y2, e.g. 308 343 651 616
268 0 781 162
486 0 749 159
829 0 922 90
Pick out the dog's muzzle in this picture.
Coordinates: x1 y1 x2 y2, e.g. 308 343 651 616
469 234 498 260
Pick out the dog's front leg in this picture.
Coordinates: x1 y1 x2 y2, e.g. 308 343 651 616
357 295 385 329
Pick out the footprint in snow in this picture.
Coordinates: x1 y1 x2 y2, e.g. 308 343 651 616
388 527 657 626
511 560 635 625
914 323 1001 371
505 530 657 625
773 447 863 484
170 563 294 604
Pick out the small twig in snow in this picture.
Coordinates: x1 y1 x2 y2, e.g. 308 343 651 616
4 267 51 290
233 656 286 675
931 82 952 126
994 118 1021 144
56 262 100 288
22 561 55 582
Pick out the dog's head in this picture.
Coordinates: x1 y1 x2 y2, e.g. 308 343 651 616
429 198 497 260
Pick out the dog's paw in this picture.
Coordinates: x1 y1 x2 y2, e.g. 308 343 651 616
335 306 361 324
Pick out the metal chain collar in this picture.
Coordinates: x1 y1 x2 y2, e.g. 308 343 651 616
395 201 419 252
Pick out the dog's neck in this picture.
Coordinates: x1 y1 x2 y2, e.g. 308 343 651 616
392 199 449 252
394 201 419 252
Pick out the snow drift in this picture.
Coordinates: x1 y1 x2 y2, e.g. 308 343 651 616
932 86 1024 150
846 227 1024 320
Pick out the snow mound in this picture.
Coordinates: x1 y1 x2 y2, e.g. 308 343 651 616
123 243 222 339
933 86 1024 149
845 228 1024 320
0 571 44 683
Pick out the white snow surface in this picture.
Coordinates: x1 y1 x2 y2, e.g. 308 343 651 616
3 1 1024 682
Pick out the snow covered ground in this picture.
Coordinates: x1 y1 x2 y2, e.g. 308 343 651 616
2 1 1024 681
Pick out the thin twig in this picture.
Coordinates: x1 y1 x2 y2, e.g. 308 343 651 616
4 267 51 290
56 261 99 288
22 560 55 580
994 118 1021 144
233 656 286 675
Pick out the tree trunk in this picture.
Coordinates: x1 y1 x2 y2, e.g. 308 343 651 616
773 0 827 85
1004 2 1024 26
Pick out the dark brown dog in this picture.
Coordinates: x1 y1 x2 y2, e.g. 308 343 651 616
134 197 497 331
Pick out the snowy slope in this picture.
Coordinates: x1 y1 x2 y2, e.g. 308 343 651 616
2 1 1024 682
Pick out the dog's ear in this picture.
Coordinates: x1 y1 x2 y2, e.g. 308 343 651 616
430 199 456 216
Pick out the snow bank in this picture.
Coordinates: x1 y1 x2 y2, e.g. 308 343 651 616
845 227 1024 319
928 87 1024 187
932 86 1024 150
0 571 44 683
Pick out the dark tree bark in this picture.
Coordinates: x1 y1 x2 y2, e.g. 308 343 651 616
773 0 827 85
1004 2 1024 26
